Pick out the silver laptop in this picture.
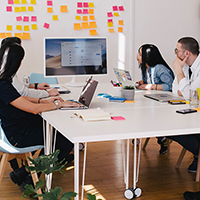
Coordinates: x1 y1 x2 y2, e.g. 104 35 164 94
60 78 98 110
144 93 184 102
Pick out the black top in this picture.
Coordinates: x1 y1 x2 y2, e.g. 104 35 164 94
0 80 35 138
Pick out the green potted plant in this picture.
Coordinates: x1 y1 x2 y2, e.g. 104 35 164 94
22 149 102 200
122 85 135 100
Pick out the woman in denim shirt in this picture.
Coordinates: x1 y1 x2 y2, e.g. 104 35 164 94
136 44 174 91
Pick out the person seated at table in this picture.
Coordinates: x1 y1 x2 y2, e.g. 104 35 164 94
1 37 59 98
0 43 83 191
136 44 174 154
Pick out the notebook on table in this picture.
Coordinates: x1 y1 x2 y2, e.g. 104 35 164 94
144 93 184 102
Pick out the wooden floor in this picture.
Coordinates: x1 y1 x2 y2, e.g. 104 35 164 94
1 138 200 200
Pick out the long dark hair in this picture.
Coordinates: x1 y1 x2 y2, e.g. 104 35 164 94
139 44 174 79
0 43 25 82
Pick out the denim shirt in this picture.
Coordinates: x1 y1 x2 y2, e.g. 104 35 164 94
142 64 174 91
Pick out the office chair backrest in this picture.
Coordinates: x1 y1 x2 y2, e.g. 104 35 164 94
29 73 58 84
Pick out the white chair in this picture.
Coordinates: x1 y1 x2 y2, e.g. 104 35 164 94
29 73 58 84
0 124 44 199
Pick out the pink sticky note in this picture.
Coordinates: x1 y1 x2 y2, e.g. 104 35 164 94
108 19 113 23
111 116 125 121
83 9 88 14
119 6 124 11
47 1 52 6
31 16 37 22
83 2 88 7
16 16 22 21
113 6 118 11
44 23 50 29
6 6 12 12
107 12 113 17
23 16 29 22
77 2 82 8
77 9 82 14
8 0 14 4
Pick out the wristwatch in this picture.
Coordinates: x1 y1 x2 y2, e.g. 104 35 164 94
54 100 59 109
34 82 39 89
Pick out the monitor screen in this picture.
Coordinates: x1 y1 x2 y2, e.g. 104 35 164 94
44 37 107 77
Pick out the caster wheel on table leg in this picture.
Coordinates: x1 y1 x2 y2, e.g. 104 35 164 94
124 188 134 199
79 143 84 151
134 187 142 198
132 139 140 146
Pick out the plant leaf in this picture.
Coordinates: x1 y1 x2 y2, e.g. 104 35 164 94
22 184 37 198
60 191 77 200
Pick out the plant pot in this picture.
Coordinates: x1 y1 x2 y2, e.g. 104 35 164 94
122 89 135 100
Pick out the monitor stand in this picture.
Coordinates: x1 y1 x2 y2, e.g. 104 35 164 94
65 77 84 87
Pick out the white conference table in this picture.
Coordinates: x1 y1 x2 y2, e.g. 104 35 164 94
41 83 200 199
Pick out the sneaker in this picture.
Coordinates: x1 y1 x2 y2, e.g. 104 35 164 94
158 139 168 154
183 191 200 200
188 156 198 173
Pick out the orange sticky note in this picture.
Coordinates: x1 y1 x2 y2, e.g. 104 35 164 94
88 3 94 7
52 15 58 20
82 22 89 29
109 28 115 33
31 24 37 30
89 9 94 14
82 16 88 21
108 22 113 27
119 20 124 26
0 33 6 38
30 0 36 4
14 0 20 4
75 16 81 20
6 33 12 37
14 7 21 12
89 15 95 20
6 25 12 31
22 32 30 40
114 12 119 17
89 21 97 28
21 0 27 4
24 25 30 31
16 25 22 30
47 7 53 13
28 6 34 11
74 23 81 30
21 6 26 12
14 33 22 39
89 29 97 36
60 5 68 13
118 27 123 32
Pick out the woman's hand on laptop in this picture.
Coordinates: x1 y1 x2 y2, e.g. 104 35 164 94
40 96 64 104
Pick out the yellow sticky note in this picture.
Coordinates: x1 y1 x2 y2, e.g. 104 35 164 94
31 24 37 30
89 9 94 14
197 88 200 101
28 6 34 11
109 28 115 33
24 25 30 31
30 0 36 4
82 16 88 21
114 12 120 17
22 32 30 40
60 5 68 13
89 15 95 20
89 21 97 28
108 22 113 27
6 25 12 31
75 16 81 20
16 25 22 30
14 33 22 39
6 33 12 37
0 33 6 38
89 29 97 36
47 7 53 13
74 23 81 30
21 0 27 4
82 22 89 29
124 100 135 103
89 3 94 7
14 7 21 12
14 0 20 4
119 20 124 26
118 27 123 32
52 15 58 20
21 7 26 12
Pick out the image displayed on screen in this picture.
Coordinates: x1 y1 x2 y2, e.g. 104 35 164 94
45 38 107 76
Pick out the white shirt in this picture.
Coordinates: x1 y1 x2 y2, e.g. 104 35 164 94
172 54 200 100
12 75 49 98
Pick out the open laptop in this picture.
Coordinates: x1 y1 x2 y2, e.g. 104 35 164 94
144 93 184 102
60 78 98 110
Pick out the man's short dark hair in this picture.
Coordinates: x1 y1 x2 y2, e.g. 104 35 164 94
178 37 199 55
1 37 21 48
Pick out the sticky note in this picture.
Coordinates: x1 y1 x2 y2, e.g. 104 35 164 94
109 28 115 33
30 0 36 4
47 1 53 6
108 22 113 27
118 27 123 32
77 9 82 14
124 100 135 103
23 16 29 22
107 12 113 18
14 7 20 12
6 6 12 12
24 25 30 31
22 32 30 40
60 5 68 13
108 19 113 23
52 15 58 20
75 16 81 20
14 0 20 4
21 0 27 4
89 21 97 28
6 33 12 37
16 25 22 30
14 33 22 39
83 9 88 14
31 16 37 22
6 25 12 31
28 6 34 11
89 9 94 14
82 22 89 29
119 20 124 25
31 24 37 30
83 2 88 7
16 16 22 21
89 15 95 20
89 3 94 7
0 33 6 38
74 23 81 30
77 2 82 8
8 0 14 4
21 6 26 12
114 12 120 17
113 6 118 11
89 29 97 36
44 23 50 29
111 116 125 120
82 16 88 21
119 6 124 11
47 7 53 13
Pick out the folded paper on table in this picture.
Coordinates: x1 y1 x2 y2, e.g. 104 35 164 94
74 108 111 122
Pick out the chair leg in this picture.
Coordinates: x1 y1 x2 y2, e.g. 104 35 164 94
142 138 150 150
0 153 9 186
196 146 200 182
175 147 187 169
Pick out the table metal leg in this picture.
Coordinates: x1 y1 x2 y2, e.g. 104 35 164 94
81 142 87 200
74 142 79 200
